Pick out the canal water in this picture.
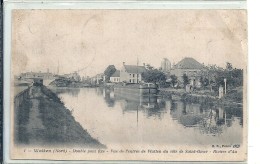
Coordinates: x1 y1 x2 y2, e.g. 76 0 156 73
52 87 243 147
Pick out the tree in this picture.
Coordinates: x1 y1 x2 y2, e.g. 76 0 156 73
145 64 154 70
200 76 209 87
142 68 166 86
104 65 116 82
226 62 233 71
170 75 178 87
182 74 189 87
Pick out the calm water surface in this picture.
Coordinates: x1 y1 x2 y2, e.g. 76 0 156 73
52 87 243 147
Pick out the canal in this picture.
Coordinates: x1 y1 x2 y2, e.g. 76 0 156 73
51 87 243 148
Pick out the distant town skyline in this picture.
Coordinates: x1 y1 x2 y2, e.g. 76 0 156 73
12 10 247 77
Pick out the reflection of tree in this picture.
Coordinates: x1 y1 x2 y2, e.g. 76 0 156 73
225 106 243 127
121 100 139 112
95 87 103 96
182 102 187 115
142 98 167 119
169 101 243 136
179 102 205 127
199 108 224 135
198 106 242 136
143 103 162 119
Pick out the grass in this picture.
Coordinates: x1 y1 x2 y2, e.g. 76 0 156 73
15 98 32 144
14 85 105 148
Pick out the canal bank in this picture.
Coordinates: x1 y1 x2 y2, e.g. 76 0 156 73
159 88 243 107
15 85 105 148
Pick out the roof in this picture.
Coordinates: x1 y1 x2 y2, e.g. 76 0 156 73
124 65 146 74
175 57 203 69
111 70 120 77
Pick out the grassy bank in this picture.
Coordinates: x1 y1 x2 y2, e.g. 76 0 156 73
15 86 105 148
159 88 243 106
15 98 32 144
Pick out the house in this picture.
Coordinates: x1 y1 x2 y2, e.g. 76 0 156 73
90 73 105 85
63 72 81 81
170 57 205 87
120 62 146 83
96 73 104 84
110 70 120 83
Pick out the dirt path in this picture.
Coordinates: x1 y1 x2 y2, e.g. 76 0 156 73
26 86 45 144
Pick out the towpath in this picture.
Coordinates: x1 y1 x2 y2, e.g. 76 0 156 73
26 86 45 144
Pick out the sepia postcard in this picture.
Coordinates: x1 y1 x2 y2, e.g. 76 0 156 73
5 7 247 162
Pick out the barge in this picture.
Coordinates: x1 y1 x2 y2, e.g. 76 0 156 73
114 83 158 96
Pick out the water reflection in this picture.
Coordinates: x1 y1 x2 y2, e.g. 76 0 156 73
102 88 115 107
102 88 243 137
54 87 243 146
170 100 242 136
50 87 80 97
112 90 167 119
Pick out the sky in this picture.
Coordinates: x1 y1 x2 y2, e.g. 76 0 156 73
12 10 247 76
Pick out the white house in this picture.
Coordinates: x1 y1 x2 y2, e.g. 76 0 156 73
120 62 146 83
110 70 120 83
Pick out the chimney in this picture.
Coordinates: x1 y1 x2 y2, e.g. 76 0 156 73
123 62 125 65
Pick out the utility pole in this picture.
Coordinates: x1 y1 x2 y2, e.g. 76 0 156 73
137 57 139 83
224 78 227 94
57 60 60 75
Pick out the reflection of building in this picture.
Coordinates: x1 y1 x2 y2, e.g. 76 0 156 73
110 70 120 83
102 88 115 107
161 58 171 72
120 62 146 83
170 57 204 87
170 101 207 127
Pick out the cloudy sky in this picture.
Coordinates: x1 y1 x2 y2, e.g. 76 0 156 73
12 10 247 76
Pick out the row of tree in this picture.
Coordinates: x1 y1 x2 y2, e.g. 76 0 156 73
141 62 243 90
102 62 243 91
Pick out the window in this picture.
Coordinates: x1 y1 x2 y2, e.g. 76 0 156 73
129 79 131 83
133 74 135 77
130 74 131 77
133 79 135 83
